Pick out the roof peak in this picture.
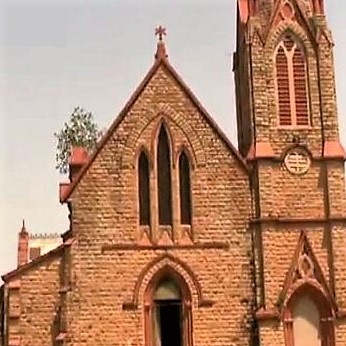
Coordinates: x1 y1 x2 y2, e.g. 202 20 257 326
155 25 168 60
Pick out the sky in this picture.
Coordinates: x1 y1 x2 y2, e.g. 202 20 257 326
0 0 345 276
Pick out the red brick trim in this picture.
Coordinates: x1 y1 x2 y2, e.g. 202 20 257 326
237 0 249 23
102 241 229 252
8 279 20 289
8 335 20 346
246 142 275 161
250 216 346 226
278 231 337 312
264 4 316 48
255 308 280 321
176 145 196 171
123 253 213 310
123 109 204 170
143 265 193 346
313 0 325 15
9 311 20 319
324 141 346 159
247 154 346 164
283 283 336 346
151 118 176 168
59 183 70 203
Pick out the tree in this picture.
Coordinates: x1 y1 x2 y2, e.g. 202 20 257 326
54 107 101 174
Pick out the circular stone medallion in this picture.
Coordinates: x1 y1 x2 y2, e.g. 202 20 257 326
284 148 311 175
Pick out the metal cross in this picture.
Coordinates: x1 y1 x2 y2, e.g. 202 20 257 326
155 25 167 41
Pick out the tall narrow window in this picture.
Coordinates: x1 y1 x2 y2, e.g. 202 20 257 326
292 296 320 346
157 126 172 225
179 151 192 225
284 287 335 346
138 151 150 226
275 34 309 127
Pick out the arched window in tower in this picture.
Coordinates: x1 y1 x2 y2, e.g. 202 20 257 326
275 34 309 127
138 151 151 226
179 151 192 225
292 295 321 346
284 287 335 346
157 125 173 226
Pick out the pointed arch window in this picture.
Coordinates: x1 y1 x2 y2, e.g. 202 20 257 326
275 34 310 127
144 271 193 346
179 151 192 225
284 286 335 346
157 126 173 226
138 151 151 226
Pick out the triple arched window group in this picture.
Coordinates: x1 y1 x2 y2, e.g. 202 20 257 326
138 124 192 228
275 33 310 127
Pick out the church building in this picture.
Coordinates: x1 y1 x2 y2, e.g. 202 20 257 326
1 0 346 345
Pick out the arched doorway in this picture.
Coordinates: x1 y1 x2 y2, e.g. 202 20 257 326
153 279 183 346
144 268 193 346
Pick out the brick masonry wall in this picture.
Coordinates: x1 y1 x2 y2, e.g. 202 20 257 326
64 63 254 345
6 255 61 346
235 1 346 346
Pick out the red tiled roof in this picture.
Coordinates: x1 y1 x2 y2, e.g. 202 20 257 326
60 43 248 203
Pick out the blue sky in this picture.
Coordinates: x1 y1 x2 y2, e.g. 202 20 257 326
0 0 345 276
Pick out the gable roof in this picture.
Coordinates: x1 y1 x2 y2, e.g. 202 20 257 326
60 39 248 203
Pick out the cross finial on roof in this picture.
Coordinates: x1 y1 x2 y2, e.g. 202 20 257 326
155 25 166 42
154 25 168 60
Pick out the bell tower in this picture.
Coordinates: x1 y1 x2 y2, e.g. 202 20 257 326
234 1 346 345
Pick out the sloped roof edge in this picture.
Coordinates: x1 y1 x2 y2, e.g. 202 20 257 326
60 55 248 203
2 240 73 282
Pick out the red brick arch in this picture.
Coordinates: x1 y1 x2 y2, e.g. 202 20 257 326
265 20 315 53
134 145 154 171
151 117 176 168
120 103 206 168
126 253 213 309
283 282 336 346
176 145 196 170
143 264 194 346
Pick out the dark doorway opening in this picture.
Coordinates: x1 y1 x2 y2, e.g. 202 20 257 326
155 299 182 346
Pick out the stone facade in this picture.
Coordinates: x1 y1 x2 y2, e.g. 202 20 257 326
1 1 346 345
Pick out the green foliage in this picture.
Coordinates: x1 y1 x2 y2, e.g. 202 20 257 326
54 107 101 173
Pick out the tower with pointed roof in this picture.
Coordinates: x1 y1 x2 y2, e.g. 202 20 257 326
234 0 346 345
